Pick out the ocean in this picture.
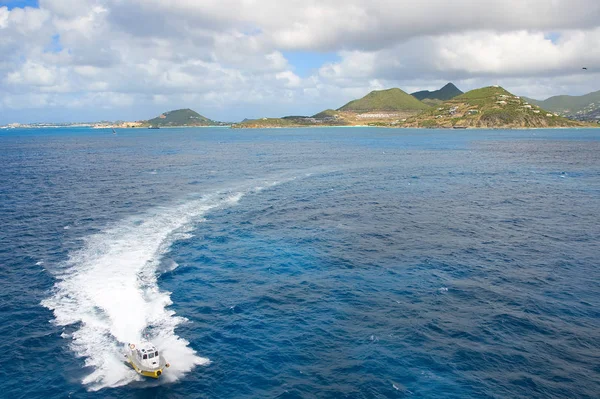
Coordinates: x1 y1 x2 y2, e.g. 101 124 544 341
0 127 599 398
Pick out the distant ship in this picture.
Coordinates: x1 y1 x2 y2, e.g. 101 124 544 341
148 126 160 129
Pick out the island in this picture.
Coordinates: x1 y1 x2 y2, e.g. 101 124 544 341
232 83 594 129
139 109 229 128
2 84 598 130
402 86 582 128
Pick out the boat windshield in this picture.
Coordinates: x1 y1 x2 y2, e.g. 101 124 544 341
149 353 155 359
155 351 159 356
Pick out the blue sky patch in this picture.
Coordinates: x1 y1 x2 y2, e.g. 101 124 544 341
1 0 39 10
44 34 62 53
544 32 561 44
282 51 340 78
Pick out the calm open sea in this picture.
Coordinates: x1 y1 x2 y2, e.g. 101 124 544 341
0 127 599 398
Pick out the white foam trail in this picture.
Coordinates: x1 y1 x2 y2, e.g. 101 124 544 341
253 179 283 193
41 187 256 391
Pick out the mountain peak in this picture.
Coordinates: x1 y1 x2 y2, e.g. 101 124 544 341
411 83 463 101
441 82 459 90
337 87 429 112
145 108 214 126
403 85 584 128
454 85 512 100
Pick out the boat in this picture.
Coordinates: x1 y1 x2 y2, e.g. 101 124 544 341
112 127 116 134
453 126 468 129
148 125 160 129
124 341 170 378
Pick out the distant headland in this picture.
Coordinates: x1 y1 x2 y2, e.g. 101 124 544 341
2 84 599 130
233 84 597 129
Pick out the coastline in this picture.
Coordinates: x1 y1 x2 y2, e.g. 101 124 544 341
230 124 600 130
3 124 598 131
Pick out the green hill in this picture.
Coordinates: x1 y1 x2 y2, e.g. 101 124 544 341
233 117 298 128
233 112 348 128
144 109 215 127
337 88 429 113
312 109 339 119
525 89 600 121
411 83 463 101
454 86 512 101
404 86 584 128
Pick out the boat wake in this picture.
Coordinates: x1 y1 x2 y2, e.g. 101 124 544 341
41 180 284 391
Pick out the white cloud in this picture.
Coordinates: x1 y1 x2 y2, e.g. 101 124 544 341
0 0 599 123
275 71 302 88
322 28 600 79
6 61 57 86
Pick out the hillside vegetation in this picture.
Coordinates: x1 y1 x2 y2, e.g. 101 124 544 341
235 88 432 128
233 113 348 128
526 89 600 122
233 118 299 128
233 86 597 129
144 109 215 127
337 88 429 113
403 86 585 128
312 109 338 119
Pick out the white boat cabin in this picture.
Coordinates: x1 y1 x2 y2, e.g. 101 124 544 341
133 342 162 369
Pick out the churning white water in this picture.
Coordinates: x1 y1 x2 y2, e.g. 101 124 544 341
41 183 276 390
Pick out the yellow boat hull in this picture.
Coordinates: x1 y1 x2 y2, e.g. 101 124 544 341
127 358 164 379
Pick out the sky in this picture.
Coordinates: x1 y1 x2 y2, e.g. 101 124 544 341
0 0 599 124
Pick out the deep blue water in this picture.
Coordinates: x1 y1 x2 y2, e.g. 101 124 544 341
1 127 599 398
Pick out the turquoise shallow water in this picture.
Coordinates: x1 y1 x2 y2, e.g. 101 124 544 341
0 127 599 398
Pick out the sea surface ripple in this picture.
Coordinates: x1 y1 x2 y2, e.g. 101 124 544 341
0 127 599 398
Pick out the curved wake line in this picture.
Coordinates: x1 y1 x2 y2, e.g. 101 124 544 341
41 179 285 391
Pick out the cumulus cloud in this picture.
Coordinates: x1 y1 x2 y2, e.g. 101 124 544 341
0 0 599 123
95 0 600 51
321 29 600 81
